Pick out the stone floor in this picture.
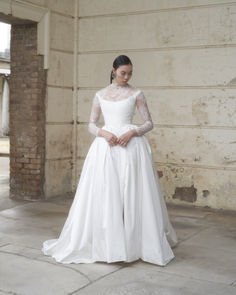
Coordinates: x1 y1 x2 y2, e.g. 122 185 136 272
0 146 236 294
0 191 235 294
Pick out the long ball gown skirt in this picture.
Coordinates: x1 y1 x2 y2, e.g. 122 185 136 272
42 123 178 266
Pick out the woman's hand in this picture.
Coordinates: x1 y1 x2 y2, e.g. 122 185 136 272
99 129 118 146
117 129 137 147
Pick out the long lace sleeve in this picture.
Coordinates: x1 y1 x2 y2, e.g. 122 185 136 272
134 91 153 136
88 93 101 136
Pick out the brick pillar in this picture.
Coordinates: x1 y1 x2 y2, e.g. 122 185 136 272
9 24 46 200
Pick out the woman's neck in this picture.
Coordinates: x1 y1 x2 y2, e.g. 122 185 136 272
111 80 129 88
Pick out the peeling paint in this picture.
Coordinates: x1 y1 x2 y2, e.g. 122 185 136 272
202 190 210 198
192 99 209 124
194 156 201 162
157 170 163 178
227 77 236 86
173 185 197 203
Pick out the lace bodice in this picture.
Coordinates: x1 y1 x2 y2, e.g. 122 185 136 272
88 82 153 136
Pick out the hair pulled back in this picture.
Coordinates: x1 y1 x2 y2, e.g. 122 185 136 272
110 55 132 84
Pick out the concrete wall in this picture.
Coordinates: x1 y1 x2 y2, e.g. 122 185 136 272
42 1 74 198
1 0 235 210
77 0 236 211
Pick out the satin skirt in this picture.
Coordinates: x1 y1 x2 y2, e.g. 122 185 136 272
42 124 178 266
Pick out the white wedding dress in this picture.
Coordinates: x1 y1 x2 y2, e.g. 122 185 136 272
42 81 178 266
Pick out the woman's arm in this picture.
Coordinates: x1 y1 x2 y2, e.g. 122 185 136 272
134 91 153 136
88 93 102 136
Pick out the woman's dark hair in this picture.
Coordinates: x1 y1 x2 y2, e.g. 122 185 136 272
110 55 132 83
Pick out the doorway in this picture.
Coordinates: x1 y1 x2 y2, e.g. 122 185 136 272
0 14 46 202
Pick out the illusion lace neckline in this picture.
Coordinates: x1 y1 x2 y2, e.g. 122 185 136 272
111 81 130 89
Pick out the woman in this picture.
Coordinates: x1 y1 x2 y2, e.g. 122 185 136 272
42 55 178 266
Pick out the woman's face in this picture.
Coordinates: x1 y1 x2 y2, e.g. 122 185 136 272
112 64 133 86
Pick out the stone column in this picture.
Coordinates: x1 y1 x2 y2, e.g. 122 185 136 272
1 76 9 136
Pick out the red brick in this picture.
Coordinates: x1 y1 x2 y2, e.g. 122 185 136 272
9 23 46 200
24 163 41 169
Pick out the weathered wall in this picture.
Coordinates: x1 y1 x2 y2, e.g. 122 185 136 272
1 0 235 210
0 0 76 199
77 0 236 210
19 1 75 198
42 1 74 198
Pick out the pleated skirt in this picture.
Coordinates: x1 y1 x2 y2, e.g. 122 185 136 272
42 124 178 266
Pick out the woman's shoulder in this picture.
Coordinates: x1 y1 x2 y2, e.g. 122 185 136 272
130 85 143 97
120 84 143 98
127 83 142 92
95 84 110 97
